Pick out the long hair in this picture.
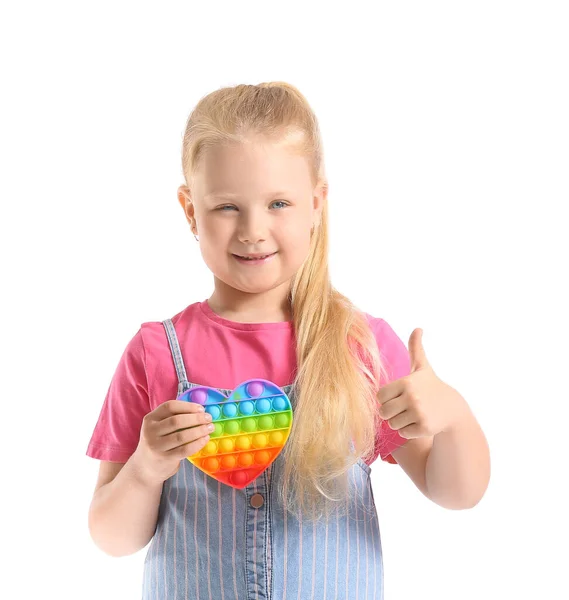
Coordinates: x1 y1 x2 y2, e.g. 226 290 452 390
180 82 388 519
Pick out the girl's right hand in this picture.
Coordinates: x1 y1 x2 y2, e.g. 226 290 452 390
131 400 213 486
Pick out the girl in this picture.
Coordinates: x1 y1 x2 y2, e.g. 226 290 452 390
87 82 490 600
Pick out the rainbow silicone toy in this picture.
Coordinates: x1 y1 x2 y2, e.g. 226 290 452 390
177 379 293 489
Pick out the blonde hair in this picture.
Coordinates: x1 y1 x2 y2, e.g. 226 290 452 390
180 82 388 519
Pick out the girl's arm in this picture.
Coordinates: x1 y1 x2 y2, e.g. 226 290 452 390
88 452 163 557
391 393 490 509
423 397 490 509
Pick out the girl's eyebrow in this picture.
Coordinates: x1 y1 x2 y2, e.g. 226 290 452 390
204 192 240 200
204 191 292 201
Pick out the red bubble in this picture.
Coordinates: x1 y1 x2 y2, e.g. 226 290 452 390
231 470 248 486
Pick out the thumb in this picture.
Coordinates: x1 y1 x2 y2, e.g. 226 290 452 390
409 328 429 373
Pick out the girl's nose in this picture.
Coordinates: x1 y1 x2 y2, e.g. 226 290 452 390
238 215 267 244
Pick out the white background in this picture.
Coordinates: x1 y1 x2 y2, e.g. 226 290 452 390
1 1 567 599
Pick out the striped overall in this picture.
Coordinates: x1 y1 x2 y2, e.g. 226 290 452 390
141 319 385 600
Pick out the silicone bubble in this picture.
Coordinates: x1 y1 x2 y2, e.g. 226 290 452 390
255 450 271 465
258 416 273 430
255 398 272 414
221 455 236 469
253 433 268 448
239 401 255 416
225 421 240 435
203 441 218 455
206 405 221 420
223 403 238 418
238 452 254 467
242 418 257 433
231 471 249 487
236 436 251 451
177 379 293 489
219 438 235 453
270 431 284 445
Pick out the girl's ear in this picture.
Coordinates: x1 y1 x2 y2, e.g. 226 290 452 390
177 185 196 225
313 181 328 225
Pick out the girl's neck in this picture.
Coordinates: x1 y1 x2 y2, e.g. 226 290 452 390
208 278 293 324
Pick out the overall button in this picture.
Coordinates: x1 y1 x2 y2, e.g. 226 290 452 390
250 493 264 508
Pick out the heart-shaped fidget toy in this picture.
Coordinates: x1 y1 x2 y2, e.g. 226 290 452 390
177 379 293 489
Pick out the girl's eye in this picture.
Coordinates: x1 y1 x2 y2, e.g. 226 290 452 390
271 200 288 209
217 201 288 211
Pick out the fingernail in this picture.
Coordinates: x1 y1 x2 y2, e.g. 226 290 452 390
205 413 212 422
208 424 215 432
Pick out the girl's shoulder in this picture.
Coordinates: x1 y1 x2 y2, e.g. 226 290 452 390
137 301 202 349
363 312 401 346
363 313 411 382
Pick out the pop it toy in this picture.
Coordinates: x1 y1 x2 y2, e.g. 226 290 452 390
177 379 293 489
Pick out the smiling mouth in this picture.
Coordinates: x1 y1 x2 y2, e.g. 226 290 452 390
232 252 277 262
233 252 276 260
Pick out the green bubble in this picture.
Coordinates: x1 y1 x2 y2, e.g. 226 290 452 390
224 420 240 435
258 416 274 430
242 418 258 433
211 423 223 438
275 413 290 428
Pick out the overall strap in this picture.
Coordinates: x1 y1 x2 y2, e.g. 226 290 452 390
162 318 189 395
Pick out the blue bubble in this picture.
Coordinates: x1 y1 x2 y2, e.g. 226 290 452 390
256 399 272 414
272 396 287 411
239 401 255 415
205 405 221 420
223 402 238 418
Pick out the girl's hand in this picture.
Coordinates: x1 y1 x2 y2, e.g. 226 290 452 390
131 400 214 486
377 329 468 439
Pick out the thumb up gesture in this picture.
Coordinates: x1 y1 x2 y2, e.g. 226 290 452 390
377 329 467 439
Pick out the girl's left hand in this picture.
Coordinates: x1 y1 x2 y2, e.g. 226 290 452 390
377 329 468 439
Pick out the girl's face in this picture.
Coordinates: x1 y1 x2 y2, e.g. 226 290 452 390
179 139 325 295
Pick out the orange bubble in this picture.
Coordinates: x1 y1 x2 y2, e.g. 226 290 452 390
255 451 271 465
204 457 220 472
238 452 254 467
221 455 237 469
253 434 268 448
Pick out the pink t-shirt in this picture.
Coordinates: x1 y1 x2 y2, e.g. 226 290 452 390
86 300 410 465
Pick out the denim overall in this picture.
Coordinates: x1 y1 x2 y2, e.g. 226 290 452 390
141 318 385 600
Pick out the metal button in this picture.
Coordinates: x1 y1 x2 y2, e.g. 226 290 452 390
250 493 264 508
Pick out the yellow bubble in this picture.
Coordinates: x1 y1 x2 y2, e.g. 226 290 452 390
253 434 268 448
219 438 235 453
203 441 218 455
236 435 251 451
269 431 284 445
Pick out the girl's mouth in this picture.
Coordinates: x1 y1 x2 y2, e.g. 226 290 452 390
233 252 277 264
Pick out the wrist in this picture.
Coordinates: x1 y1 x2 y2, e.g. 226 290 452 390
441 389 472 434
128 449 165 490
